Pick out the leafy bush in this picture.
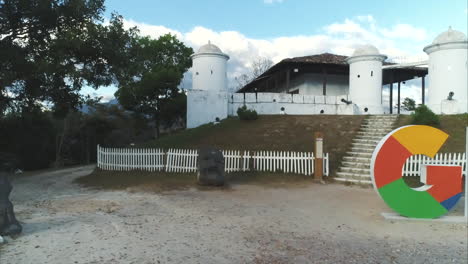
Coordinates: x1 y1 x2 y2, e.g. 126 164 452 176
411 105 440 127
237 105 258 120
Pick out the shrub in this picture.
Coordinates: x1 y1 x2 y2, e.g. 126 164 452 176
237 105 258 120
411 105 440 127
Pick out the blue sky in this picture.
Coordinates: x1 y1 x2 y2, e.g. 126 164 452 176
105 0 467 39
83 0 468 104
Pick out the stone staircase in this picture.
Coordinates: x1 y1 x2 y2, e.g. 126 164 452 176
335 115 399 185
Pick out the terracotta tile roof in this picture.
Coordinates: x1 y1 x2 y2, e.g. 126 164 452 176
281 53 349 65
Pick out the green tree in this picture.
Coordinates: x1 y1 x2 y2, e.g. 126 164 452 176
115 34 193 138
0 0 138 116
160 90 187 129
401 97 416 111
1 0 139 165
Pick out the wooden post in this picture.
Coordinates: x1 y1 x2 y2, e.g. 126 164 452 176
397 81 401 114
314 132 323 181
421 75 426 105
465 127 467 219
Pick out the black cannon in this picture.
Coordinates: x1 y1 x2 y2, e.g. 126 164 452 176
340 98 353 105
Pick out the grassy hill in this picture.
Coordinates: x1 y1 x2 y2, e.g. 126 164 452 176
142 114 466 177
143 115 366 175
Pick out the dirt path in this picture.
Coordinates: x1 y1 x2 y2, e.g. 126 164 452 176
0 166 466 264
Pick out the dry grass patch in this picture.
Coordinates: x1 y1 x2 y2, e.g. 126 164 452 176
75 169 319 193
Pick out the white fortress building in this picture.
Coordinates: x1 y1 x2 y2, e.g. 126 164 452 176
424 27 468 114
187 28 467 128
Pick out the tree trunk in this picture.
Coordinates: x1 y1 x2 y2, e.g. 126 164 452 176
155 114 160 139
55 114 69 167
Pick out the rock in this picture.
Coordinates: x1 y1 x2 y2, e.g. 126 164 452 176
0 171 22 236
0 235 4 244
197 147 225 186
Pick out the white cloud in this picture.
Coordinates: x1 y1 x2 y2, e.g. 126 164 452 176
88 16 430 97
380 24 427 42
122 19 183 40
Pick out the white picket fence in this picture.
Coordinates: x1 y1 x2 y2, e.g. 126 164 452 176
165 148 198 173
97 145 329 176
252 151 328 176
403 153 467 177
97 145 165 171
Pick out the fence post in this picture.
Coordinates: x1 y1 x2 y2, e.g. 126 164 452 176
314 132 324 181
465 127 467 219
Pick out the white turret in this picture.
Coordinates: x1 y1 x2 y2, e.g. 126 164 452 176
187 42 230 128
424 27 468 114
191 41 229 91
346 45 387 114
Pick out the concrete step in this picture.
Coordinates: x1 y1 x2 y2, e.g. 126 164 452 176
352 139 381 144
361 124 394 129
358 128 393 133
364 119 397 123
334 177 373 186
366 115 399 119
350 147 375 152
351 142 377 149
341 161 370 169
354 135 385 140
356 131 389 135
335 172 372 181
343 156 371 163
339 167 371 174
346 152 373 158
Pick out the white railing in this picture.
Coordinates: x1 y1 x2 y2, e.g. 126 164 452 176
403 153 466 177
97 146 329 176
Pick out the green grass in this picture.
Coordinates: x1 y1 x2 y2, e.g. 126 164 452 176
396 114 467 152
142 115 366 176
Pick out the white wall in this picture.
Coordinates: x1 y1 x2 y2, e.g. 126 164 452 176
187 90 229 128
289 73 348 96
228 93 355 116
427 47 468 114
192 54 228 92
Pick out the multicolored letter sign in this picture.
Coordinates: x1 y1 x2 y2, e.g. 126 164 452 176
371 125 463 219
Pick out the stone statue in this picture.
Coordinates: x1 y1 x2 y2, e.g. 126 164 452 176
197 147 225 186
0 153 22 237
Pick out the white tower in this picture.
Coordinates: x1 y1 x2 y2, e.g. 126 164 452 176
423 27 468 114
187 42 230 128
191 41 229 91
346 45 387 114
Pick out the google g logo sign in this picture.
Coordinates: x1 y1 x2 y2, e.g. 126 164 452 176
371 125 463 219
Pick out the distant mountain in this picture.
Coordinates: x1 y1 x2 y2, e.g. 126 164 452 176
79 98 120 113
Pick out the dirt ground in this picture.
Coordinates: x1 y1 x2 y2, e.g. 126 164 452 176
0 166 467 264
